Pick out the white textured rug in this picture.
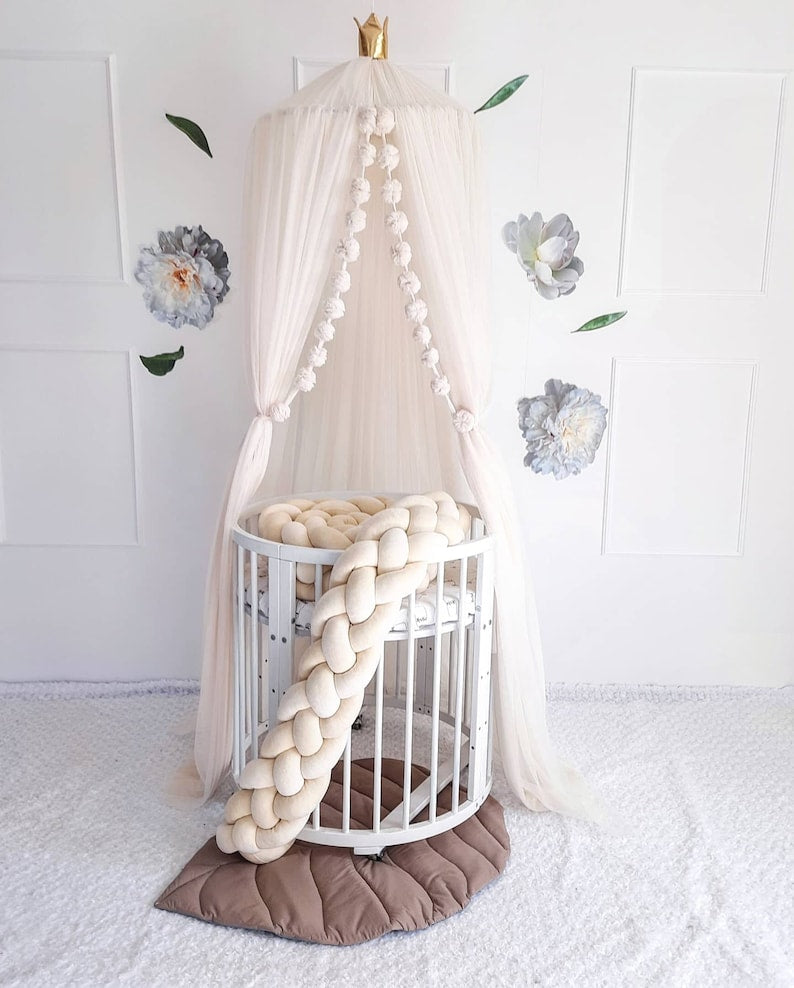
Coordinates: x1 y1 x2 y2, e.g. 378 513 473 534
0 682 791 987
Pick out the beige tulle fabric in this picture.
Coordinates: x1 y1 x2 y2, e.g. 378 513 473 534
182 57 598 820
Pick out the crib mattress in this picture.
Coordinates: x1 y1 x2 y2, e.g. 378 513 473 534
244 579 476 634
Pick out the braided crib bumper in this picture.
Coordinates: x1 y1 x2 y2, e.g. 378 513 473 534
220 491 495 863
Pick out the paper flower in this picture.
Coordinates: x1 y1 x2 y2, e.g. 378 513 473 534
518 379 607 479
502 212 583 299
135 225 230 329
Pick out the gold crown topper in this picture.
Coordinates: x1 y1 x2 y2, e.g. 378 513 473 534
354 12 389 59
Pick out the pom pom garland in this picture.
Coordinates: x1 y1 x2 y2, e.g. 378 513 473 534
392 242 412 267
385 210 409 236
453 408 476 433
350 177 371 205
329 269 351 294
346 209 367 234
267 402 291 423
357 106 376 135
315 320 335 343
377 144 400 170
374 107 396 136
295 367 316 393
420 347 440 368
431 374 451 396
307 344 328 368
335 237 361 263
398 270 421 296
413 324 432 346
357 142 376 167
381 178 403 205
405 299 428 324
323 297 345 320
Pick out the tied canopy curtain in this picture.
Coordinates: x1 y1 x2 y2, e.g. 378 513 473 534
183 58 595 820
179 106 356 802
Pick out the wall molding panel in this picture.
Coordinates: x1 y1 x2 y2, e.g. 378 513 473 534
617 67 786 297
0 50 128 285
0 346 141 547
601 357 758 556
293 56 453 94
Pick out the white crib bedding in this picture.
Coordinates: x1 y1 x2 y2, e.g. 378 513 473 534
244 579 476 634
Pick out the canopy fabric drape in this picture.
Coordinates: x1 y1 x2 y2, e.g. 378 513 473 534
182 57 597 819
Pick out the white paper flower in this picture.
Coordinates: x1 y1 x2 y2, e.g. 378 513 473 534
392 242 412 267
374 107 396 136
135 250 217 328
315 321 335 343
357 142 376 167
420 347 440 368
323 297 345 320
413 324 432 346
335 237 361 263
268 402 291 423
377 144 400 170
295 367 316 392
346 209 367 234
431 374 451 396
350 177 371 205
358 107 377 135
330 269 351 294
518 379 607 479
307 344 328 367
453 409 476 433
386 210 409 236
405 298 428 323
502 212 583 299
382 178 403 205
398 270 421 296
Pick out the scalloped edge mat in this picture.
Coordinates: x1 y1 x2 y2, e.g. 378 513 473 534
155 758 509 945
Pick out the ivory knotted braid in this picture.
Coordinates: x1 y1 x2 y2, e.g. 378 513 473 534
217 491 467 863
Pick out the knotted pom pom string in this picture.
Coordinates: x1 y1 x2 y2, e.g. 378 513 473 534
217 491 470 864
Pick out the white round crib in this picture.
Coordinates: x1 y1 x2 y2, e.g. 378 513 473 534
231 493 495 856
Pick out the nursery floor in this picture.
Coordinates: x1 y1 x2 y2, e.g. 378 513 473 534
0 682 792 987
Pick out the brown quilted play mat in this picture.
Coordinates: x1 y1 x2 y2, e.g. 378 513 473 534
156 758 510 945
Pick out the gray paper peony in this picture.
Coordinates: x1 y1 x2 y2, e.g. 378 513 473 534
518 380 607 479
135 225 230 329
502 212 583 299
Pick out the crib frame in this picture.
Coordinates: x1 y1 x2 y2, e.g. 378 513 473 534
231 493 495 856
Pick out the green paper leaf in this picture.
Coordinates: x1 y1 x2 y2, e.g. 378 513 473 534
474 75 529 114
165 113 212 157
572 311 628 333
139 345 185 376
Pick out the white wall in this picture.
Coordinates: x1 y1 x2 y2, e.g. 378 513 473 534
0 0 791 686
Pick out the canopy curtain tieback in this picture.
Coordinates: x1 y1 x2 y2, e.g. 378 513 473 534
265 106 476 435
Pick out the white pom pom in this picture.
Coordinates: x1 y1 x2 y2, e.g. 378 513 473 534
346 208 367 234
431 375 451 396
392 241 412 267
374 107 396 136
350 176 371 205
315 321 335 343
381 178 403 205
357 142 376 167
335 237 361 263
385 210 409 236
307 344 327 368
323 297 345 320
420 347 439 368
405 298 428 323
377 143 400 171
398 270 421 296
295 367 316 393
268 402 291 423
330 269 351 294
357 107 376 135
453 408 476 433
413 324 432 346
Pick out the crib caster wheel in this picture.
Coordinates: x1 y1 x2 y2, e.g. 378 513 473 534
352 713 364 731
367 851 385 862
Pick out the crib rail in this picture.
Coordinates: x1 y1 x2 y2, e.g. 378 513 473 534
231 492 494 855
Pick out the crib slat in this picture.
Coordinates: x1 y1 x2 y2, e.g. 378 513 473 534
342 729 352 833
429 562 444 822
232 543 244 779
248 549 259 762
373 649 384 833
452 554 467 812
402 591 416 830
